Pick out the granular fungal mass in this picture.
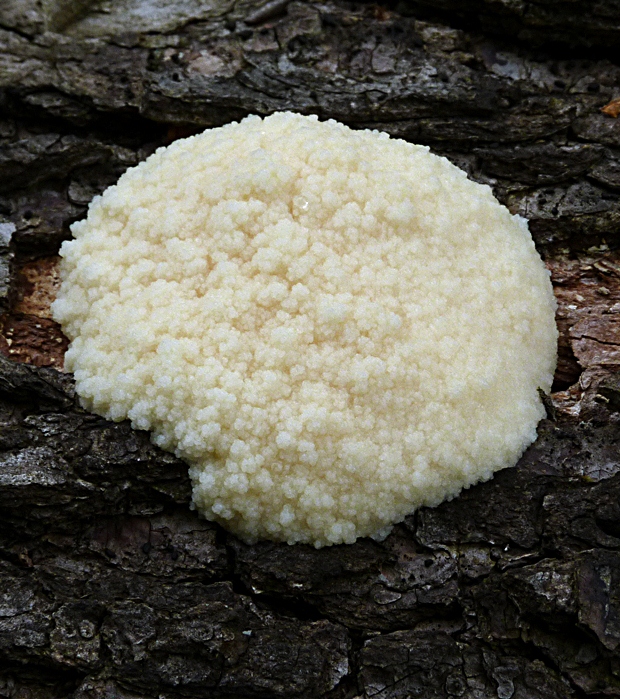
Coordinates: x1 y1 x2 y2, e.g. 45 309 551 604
53 112 558 547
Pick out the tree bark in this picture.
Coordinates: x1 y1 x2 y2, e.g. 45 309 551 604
1 1 620 697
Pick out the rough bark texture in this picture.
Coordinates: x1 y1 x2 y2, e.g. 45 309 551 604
1 1 620 697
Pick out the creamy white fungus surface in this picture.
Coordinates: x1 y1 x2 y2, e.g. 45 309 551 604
53 112 557 547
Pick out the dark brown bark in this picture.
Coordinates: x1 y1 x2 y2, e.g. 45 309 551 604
1 1 620 697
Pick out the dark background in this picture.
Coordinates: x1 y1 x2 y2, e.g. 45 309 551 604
1 1 620 697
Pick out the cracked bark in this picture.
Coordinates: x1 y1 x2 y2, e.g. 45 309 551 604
1 1 620 697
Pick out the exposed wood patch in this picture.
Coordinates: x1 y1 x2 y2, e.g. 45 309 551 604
548 250 620 415
601 98 620 118
0 314 68 367
13 256 62 319
0 256 68 368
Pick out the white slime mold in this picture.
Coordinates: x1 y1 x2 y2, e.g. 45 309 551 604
53 112 558 547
